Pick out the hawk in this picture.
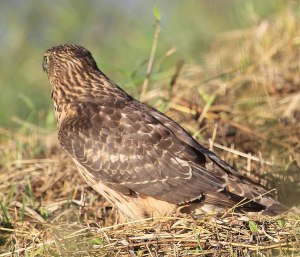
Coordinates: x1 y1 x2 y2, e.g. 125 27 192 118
43 44 286 221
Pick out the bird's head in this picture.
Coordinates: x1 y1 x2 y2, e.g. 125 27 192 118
42 44 127 112
42 44 99 81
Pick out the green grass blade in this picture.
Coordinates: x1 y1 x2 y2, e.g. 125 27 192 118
0 198 12 228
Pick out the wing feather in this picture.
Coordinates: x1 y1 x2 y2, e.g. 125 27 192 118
58 97 229 204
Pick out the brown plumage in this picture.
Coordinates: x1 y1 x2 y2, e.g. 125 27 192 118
43 44 286 221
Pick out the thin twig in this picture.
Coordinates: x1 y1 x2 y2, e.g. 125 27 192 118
140 24 161 101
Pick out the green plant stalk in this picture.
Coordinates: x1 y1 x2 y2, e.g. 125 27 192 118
0 199 12 228
140 5 161 101
191 223 204 254
4 184 16 208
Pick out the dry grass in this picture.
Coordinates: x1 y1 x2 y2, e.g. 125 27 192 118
1 5 300 256
0 142 299 257
0 148 299 256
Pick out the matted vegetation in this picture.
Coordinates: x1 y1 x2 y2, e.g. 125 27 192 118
0 134 299 256
1 4 300 256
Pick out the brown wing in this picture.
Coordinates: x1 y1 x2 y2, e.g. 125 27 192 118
139 103 287 213
58 96 230 205
139 102 240 175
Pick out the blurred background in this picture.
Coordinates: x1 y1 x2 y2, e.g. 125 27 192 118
0 0 295 129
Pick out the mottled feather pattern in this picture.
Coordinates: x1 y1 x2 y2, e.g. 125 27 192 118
43 44 287 220
58 100 228 205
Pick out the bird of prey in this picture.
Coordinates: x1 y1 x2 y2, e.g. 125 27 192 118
43 44 286 221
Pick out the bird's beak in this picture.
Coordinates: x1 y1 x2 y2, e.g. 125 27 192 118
42 62 46 72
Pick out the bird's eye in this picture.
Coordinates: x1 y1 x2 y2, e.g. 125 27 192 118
43 56 49 72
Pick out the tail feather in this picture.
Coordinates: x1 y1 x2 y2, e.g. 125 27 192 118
226 176 287 216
